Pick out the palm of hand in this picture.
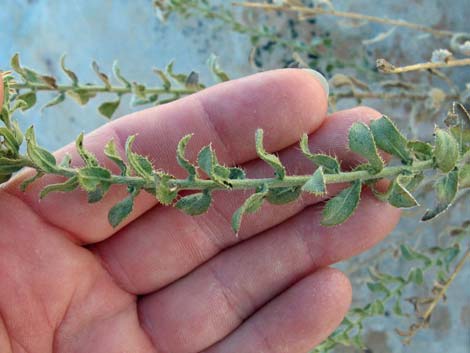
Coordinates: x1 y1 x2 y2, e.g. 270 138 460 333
0 71 399 353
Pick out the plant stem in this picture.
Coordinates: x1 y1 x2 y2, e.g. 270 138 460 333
403 247 470 344
28 158 434 192
173 160 433 190
378 58 470 74
232 2 463 38
10 82 199 96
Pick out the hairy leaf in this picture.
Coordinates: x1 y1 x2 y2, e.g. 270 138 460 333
300 133 340 173
125 135 154 179
374 176 419 208
20 171 44 191
60 54 79 85
459 165 470 188
302 167 327 195
348 122 384 173
321 180 362 226
207 54 230 82
25 126 57 173
103 139 126 176
177 134 197 178
16 91 37 111
98 99 120 119
232 186 268 233
370 115 412 164
39 176 79 199
255 129 285 179
77 166 112 193
108 193 137 227
422 170 458 221
400 244 432 266
154 172 177 205
41 93 66 111
266 186 302 205
434 128 459 173
76 133 99 167
175 190 212 215
112 61 131 88
408 140 433 161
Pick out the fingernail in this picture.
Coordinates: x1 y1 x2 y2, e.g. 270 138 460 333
302 69 329 98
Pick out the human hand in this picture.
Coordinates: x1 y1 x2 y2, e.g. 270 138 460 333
0 70 400 353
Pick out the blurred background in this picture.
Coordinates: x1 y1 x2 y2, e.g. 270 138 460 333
1 0 469 352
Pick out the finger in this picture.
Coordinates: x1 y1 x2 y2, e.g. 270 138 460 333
94 106 384 294
203 268 351 353
6 69 328 243
136 190 399 353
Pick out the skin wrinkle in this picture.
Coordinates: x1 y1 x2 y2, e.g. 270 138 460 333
192 95 234 165
0 310 13 353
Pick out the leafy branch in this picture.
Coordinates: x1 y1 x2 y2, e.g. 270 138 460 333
314 221 470 352
6 53 228 119
2 65 470 233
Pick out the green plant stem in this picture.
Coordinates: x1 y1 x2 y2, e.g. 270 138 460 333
37 159 433 189
11 82 199 96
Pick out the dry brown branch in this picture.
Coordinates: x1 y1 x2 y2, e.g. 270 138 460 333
232 2 463 38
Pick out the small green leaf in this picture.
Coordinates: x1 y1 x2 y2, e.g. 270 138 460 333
41 93 66 111
154 172 177 205
321 180 361 226
98 99 120 119
112 61 131 88
302 167 326 195
434 128 459 173
92 61 111 89
408 140 433 161
75 133 99 167
166 61 187 84
16 91 37 111
25 126 57 173
125 135 154 179
393 299 404 316
39 75 57 89
77 166 112 193
422 170 458 221
177 134 197 178
407 268 424 285
207 54 230 82
175 190 212 215
0 157 25 174
232 186 268 233
459 165 470 188
370 115 412 164
59 154 72 168
400 244 432 266
67 89 96 105
198 145 216 178
153 68 171 90
60 54 79 85
104 139 127 176
39 176 79 199
20 171 44 191
375 176 419 208
0 127 21 153
348 122 384 173
255 129 285 179
266 186 302 205
228 167 246 180
366 282 390 295
300 134 340 173
108 192 138 227
367 300 385 315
